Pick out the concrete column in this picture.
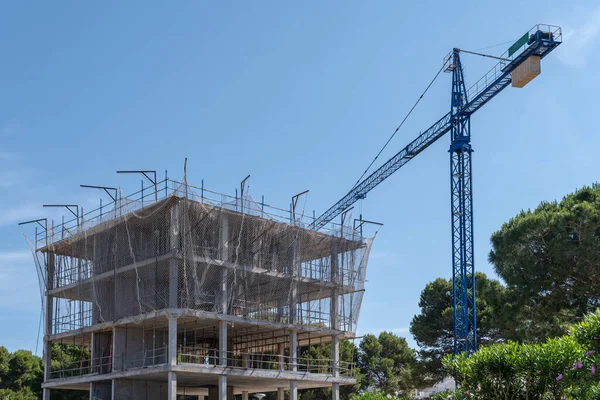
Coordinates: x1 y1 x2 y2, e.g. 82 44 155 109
218 376 227 400
331 335 340 376
242 391 249 400
290 381 298 400
278 387 285 400
218 320 227 366
168 371 177 400
290 330 298 372
111 327 117 372
170 202 180 309
332 384 340 400
42 253 54 400
289 233 299 324
330 244 339 331
278 342 285 371
219 214 229 314
43 253 54 391
331 334 340 400
168 316 177 367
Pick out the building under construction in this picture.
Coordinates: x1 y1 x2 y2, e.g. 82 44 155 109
28 177 375 400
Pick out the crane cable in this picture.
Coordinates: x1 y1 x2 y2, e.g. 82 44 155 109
351 62 447 190
350 38 516 191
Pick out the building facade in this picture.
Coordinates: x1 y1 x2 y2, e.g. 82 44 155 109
31 179 373 400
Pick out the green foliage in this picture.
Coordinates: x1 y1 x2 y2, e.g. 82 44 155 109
410 273 512 381
349 392 415 400
359 332 416 395
0 347 43 400
442 310 600 399
489 184 600 342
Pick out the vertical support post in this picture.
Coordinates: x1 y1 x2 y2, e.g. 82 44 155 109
289 229 299 325
43 252 55 400
331 336 340 400
168 316 177 367
278 342 285 371
219 214 229 313
218 376 227 400
278 387 285 400
330 242 339 331
218 320 227 367
170 202 180 309
111 326 117 372
168 371 177 400
290 381 298 400
218 319 228 400
242 391 249 400
449 49 476 354
290 330 297 372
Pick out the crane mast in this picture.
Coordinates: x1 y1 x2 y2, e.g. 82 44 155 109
448 49 476 353
310 24 562 353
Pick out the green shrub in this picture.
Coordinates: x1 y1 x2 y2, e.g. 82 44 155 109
349 392 415 400
441 309 600 399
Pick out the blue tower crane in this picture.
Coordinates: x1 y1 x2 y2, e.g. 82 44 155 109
310 24 562 353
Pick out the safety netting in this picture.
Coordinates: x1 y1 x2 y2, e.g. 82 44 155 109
29 179 374 338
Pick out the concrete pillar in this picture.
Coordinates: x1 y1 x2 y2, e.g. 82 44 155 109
242 391 249 400
219 214 229 314
89 381 93 400
331 335 340 376
219 320 227 366
278 342 285 371
168 371 177 400
330 244 339 331
290 381 298 400
332 384 340 400
278 387 285 400
332 334 340 400
43 253 54 395
289 232 299 325
218 376 227 400
168 316 177 367
290 330 298 372
170 202 180 309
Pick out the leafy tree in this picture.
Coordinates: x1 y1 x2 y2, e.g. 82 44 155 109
0 346 10 385
442 309 600 399
489 184 600 342
409 273 511 381
358 332 416 395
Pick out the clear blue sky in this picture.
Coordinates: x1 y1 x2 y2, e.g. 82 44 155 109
1 1 599 353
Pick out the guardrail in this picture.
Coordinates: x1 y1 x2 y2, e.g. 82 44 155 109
177 348 356 377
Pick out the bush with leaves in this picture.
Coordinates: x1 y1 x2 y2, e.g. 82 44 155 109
441 310 600 399
349 392 416 400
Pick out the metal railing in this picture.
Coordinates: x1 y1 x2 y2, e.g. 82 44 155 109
113 346 168 371
177 348 356 377
37 177 366 250
50 346 168 380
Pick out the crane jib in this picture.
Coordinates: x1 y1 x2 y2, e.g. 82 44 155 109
311 113 452 230
311 25 562 232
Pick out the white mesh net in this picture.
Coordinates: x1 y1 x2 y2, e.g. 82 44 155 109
30 179 374 339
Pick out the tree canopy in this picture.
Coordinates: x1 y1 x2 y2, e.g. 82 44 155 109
409 273 510 381
358 332 417 395
489 184 600 341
